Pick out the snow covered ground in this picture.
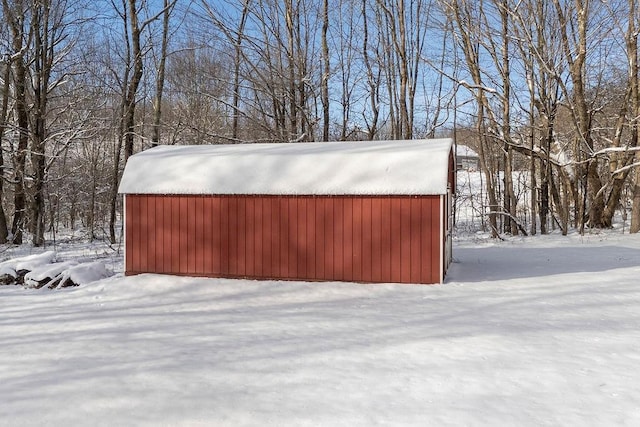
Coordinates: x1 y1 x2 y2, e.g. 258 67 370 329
1 227 640 426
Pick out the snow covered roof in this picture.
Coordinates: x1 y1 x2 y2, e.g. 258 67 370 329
118 138 453 196
456 144 479 158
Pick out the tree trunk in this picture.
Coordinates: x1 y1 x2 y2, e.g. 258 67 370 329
321 0 330 142
11 55 29 245
0 52 11 243
152 0 172 147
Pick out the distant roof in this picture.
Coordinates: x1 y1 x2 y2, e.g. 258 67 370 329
456 144 479 158
118 138 453 196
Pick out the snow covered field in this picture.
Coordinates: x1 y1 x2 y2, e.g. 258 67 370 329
2 227 640 426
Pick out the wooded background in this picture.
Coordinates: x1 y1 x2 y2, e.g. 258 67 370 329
1 0 640 245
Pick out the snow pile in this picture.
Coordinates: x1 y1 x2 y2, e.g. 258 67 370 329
0 250 112 288
118 139 453 196
0 251 56 283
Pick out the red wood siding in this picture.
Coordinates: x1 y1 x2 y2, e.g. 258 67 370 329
125 195 444 284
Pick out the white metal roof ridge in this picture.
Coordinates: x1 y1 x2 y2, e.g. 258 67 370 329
118 138 453 196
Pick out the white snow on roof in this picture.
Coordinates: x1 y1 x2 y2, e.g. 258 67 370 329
456 144 479 158
118 139 453 196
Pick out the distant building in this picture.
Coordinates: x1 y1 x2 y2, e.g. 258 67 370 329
456 144 480 171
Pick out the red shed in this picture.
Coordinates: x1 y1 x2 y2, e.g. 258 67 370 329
118 139 454 284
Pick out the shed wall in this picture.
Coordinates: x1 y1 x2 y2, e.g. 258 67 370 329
125 194 443 284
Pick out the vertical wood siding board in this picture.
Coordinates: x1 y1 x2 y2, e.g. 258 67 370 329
255 196 267 277
182 196 189 274
174 197 182 274
315 197 325 280
211 197 221 275
224 196 237 276
268 197 276 279
318 198 324 279
441 194 446 283
376 197 384 282
312 197 320 280
125 194 134 272
237 197 243 277
192 197 199 274
287 197 298 279
186 197 195 274
155 196 162 273
140 195 149 272
136 195 144 272
271 197 280 278
309 197 317 279
222 198 227 276
200 196 206 274
351 198 361 282
435 196 441 284
271 198 276 278
323 197 332 280
291 198 298 279
265 197 273 279
196 197 205 275
279 197 286 279
250 197 255 277
256 197 269 277
170 197 180 274
333 198 344 281
145 196 151 273
409 197 421 283
419 198 428 283
370 197 382 283
127 195 142 272
424 197 435 284
220 196 227 276
360 198 371 282
238 197 247 277
379 197 390 282
260 198 271 277
390 198 403 283
279 198 287 279
228 197 235 276
178 197 188 274
228 197 237 276
245 197 255 278
285 198 291 279
125 196 132 272
125 196 133 273
299 198 307 279
144 195 151 272
271 197 284 277
401 198 412 283
252 196 260 279
306 197 313 279
294 198 301 279
345 198 355 282
439 195 443 282
153 196 160 272
162 196 170 274
331 197 338 279
273 197 281 278
245 196 256 277
202 197 213 275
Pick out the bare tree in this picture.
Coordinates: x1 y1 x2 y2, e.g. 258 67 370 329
627 0 640 233
2 0 31 244
151 0 177 147
108 0 169 243
0 52 12 243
